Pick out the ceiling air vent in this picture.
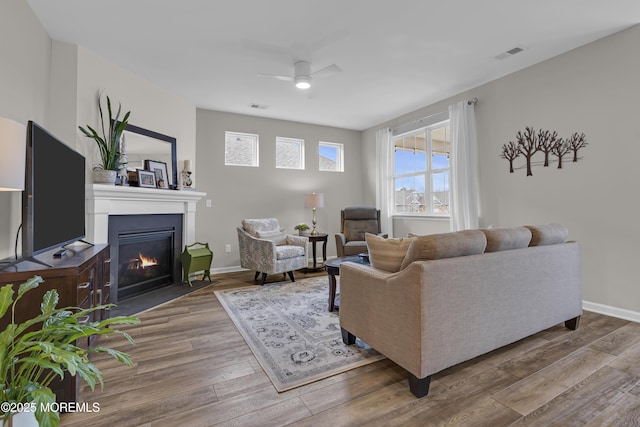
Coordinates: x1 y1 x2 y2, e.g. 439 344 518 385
249 103 268 109
495 46 524 60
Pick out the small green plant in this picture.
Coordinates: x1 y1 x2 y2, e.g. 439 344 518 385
294 223 310 231
0 276 140 427
79 91 131 170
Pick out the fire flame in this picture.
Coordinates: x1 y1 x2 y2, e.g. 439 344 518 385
138 253 158 268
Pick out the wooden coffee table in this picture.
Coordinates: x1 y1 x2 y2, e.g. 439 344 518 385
324 255 369 311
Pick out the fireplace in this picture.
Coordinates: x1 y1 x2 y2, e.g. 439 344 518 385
108 214 183 302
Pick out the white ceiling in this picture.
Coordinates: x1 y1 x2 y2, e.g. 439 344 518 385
26 0 640 130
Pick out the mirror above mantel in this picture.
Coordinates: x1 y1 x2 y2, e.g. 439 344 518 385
122 123 178 189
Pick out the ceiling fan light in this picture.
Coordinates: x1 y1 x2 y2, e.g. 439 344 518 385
295 76 311 89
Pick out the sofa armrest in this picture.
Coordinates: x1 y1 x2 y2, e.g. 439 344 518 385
339 262 424 376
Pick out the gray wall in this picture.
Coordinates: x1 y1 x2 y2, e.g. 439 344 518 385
363 24 640 313
196 109 363 270
0 0 51 259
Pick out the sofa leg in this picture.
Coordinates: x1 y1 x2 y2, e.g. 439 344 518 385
408 373 431 398
260 273 267 286
565 315 581 330
341 328 356 345
254 271 260 281
287 271 295 282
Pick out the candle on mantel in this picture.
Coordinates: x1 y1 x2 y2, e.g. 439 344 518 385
184 160 191 171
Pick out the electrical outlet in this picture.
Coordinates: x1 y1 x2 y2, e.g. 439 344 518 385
225 244 231 253
206 199 212 208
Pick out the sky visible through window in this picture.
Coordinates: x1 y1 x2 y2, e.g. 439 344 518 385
394 151 449 193
319 145 336 161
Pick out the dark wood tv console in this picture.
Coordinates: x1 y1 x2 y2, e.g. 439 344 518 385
0 244 111 404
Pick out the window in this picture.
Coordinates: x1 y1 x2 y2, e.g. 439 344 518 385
276 137 305 169
319 141 344 172
393 122 450 215
225 131 259 167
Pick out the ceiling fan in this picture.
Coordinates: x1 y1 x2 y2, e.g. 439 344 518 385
257 61 342 89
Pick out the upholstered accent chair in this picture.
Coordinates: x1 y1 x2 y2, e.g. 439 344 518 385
335 207 386 257
237 218 309 285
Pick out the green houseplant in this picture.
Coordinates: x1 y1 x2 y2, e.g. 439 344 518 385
0 276 140 427
78 92 131 184
294 223 310 236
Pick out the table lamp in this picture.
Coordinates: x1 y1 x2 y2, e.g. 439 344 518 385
0 117 26 191
304 192 324 235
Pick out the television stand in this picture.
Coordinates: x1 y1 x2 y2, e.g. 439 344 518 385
0 256 51 271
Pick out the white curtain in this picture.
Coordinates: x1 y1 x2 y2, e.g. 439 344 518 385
375 127 393 236
449 100 480 231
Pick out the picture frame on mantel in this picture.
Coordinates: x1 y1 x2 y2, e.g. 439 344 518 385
137 169 156 188
145 159 169 189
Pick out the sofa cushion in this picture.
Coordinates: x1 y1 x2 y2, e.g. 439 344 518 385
242 218 280 236
400 230 487 270
276 245 305 260
256 228 287 245
525 224 568 246
481 227 532 252
365 233 414 273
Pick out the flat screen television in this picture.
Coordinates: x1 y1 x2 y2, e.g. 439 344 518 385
22 121 86 259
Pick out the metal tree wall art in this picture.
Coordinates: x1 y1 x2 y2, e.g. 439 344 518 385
500 126 587 176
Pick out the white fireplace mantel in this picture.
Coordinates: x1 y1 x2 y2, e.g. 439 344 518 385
86 184 206 245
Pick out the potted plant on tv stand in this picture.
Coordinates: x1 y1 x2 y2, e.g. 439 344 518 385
0 276 140 427
79 92 131 185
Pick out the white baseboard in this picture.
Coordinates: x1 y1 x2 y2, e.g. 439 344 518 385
209 258 332 277
583 300 640 323
210 266 247 275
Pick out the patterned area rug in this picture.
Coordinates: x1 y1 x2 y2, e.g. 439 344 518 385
214 276 384 392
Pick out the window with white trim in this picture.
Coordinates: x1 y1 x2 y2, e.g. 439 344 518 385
276 137 305 170
225 131 259 167
393 121 450 215
319 141 344 172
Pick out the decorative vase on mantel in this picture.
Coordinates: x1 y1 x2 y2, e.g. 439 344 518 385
92 169 117 184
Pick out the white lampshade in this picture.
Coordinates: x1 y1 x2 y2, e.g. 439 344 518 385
304 192 324 209
0 117 26 191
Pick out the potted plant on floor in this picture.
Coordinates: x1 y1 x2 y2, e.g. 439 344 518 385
79 92 131 185
294 223 310 236
0 276 140 427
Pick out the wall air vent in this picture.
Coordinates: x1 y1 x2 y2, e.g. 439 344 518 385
496 46 524 60
249 104 268 109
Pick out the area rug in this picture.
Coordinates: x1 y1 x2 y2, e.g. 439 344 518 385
214 276 384 392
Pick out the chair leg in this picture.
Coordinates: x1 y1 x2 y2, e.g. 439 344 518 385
260 273 267 286
254 271 260 281
341 328 356 345
287 271 295 282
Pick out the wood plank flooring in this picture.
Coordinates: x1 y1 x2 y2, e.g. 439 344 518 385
60 270 640 427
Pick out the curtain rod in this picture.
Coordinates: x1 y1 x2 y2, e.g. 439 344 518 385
391 98 478 136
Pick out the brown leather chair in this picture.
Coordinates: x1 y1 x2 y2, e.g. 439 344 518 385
335 207 386 257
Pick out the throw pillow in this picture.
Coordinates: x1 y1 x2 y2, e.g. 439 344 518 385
481 227 532 252
256 228 288 245
400 230 487 270
524 224 568 246
365 233 414 273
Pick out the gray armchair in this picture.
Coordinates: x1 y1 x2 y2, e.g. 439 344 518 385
335 207 386 257
237 218 308 285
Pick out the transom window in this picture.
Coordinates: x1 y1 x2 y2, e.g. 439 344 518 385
276 137 305 170
225 131 259 167
393 122 450 215
319 141 344 172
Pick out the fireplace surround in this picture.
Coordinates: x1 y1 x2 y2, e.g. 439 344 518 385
87 184 206 303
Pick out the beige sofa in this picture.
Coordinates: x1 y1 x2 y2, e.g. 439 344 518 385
339 224 582 398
